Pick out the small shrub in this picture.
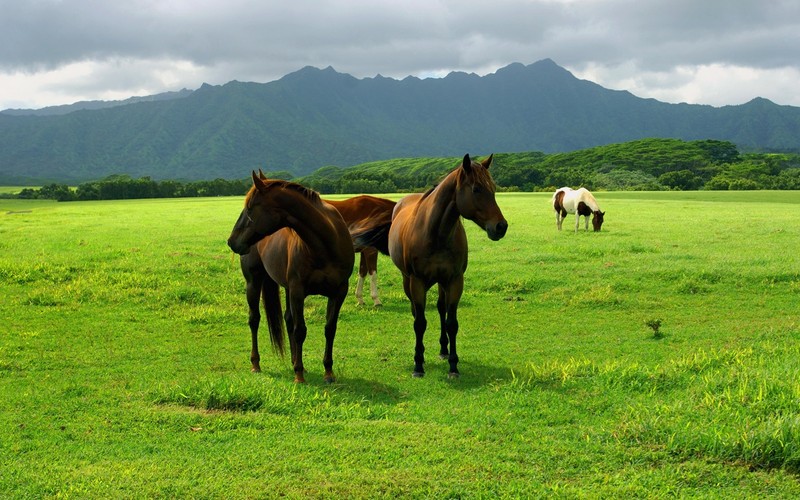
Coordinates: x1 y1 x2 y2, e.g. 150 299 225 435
646 318 663 339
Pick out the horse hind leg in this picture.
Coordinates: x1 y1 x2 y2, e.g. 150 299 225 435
286 291 308 383
354 252 367 306
555 209 563 230
321 286 347 384
437 285 448 359
405 276 428 377
369 271 381 306
364 248 381 306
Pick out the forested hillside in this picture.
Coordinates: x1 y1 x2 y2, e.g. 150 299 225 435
11 139 799 201
2 60 800 185
295 139 800 192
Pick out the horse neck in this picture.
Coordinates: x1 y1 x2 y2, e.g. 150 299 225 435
418 172 462 245
276 189 347 260
583 194 601 213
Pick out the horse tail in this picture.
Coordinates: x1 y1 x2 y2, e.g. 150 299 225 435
351 220 392 256
261 275 286 356
553 189 566 215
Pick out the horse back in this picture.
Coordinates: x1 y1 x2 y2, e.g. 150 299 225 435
257 225 353 296
388 193 468 283
326 195 395 226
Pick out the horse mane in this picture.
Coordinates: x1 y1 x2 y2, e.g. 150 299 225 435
578 188 601 212
454 159 496 193
419 184 437 201
244 179 322 208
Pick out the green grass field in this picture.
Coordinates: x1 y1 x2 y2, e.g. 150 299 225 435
2 191 799 497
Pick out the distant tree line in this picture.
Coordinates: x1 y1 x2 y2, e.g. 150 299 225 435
7 139 800 202
513 139 800 192
11 175 255 202
294 140 800 193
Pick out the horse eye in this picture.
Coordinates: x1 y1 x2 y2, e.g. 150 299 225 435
472 186 482 194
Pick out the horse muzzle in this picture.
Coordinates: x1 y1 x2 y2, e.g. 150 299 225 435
227 236 251 255
486 220 508 241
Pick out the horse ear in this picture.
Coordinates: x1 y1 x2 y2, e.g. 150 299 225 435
461 154 472 173
252 170 267 191
257 168 267 180
481 154 494 169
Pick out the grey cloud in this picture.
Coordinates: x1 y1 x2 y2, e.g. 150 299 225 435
2 0 800 108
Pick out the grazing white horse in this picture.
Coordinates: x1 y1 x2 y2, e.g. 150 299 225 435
552 187 605 232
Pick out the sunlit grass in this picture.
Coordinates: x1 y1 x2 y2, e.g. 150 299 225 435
1 191 800 497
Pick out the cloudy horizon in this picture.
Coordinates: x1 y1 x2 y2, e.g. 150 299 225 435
2 0 799 111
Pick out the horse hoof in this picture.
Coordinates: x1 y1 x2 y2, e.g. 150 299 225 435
412 371 425 378
448 371 460 379
294 375 307 384
251 366 262 373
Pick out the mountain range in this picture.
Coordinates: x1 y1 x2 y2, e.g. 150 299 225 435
2 59 800 184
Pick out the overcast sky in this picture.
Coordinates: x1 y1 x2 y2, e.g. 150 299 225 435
2 0 799 111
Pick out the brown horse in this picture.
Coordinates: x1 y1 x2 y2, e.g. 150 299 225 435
387 154 508 377
326 196 396 307
227 172 355 383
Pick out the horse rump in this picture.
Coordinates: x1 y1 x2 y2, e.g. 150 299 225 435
351 221 391 255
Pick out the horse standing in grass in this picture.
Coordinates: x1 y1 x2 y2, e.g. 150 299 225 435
325 196 396 307
227 172 355 383
383 154 508 378
552 187 605 232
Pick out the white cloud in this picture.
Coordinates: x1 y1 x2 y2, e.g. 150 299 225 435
572 63 800 107
1 0 800 110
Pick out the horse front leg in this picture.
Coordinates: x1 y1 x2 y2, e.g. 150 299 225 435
443 276 463 378
246 280 262 372
405 276 428 377
242 254 266 372
322 286 347 383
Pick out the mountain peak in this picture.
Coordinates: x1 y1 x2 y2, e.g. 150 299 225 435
2 60 799 184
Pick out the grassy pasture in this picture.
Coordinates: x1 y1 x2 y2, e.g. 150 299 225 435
1 191 799 497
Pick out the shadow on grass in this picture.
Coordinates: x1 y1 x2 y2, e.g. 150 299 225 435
438 360 514 390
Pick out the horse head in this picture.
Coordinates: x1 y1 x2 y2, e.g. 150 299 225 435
455 154 508 241
226 171 286 254
591 211 605 232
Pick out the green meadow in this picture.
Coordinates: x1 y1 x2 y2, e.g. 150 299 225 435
1 191 799 497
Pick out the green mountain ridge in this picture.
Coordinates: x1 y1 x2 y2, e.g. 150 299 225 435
1 59 799 184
